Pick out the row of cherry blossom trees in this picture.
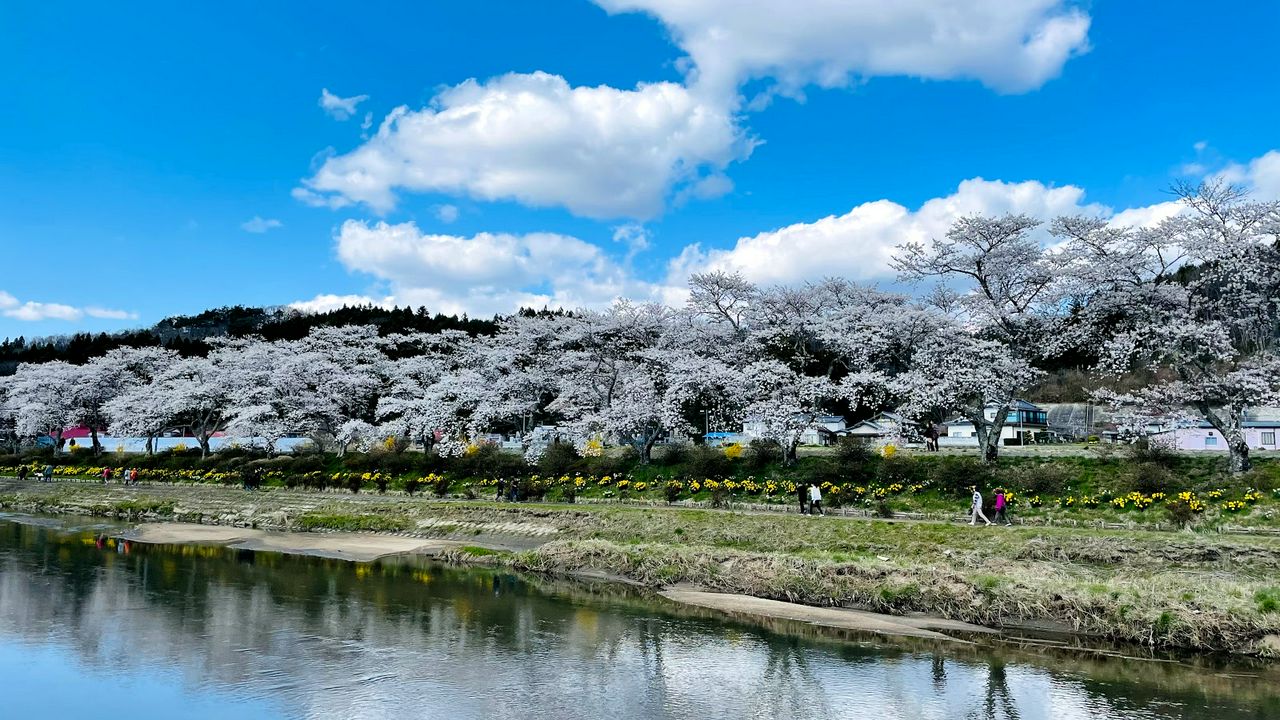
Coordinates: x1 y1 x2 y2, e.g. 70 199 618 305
2 183 1277 471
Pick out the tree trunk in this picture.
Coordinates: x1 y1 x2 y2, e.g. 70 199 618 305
1228 434 1251 474
636 430 660 465
90 426 102 456
146 435 155 456
197 432 211 458
1201 404 1251 474
783 437 800 465
970 404 1010 464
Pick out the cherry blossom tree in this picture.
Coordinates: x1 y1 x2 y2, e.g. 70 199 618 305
892 214 1063 460
1093 182 1280 473
892 331 1042 462
6 361 82 451
100 347 181 454
159 356 234 457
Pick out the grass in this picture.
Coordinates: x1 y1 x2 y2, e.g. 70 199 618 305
3 481 1280 655
293 512 410 533
459 545 503 557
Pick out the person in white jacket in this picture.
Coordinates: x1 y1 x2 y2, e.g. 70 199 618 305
969 486 993 526
809 484 823 516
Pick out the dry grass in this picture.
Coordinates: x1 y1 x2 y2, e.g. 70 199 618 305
4 482 1280 655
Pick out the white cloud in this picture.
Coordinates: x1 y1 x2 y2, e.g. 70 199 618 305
329 219 679 316
297 72 752 219
434 204 460 223
1218 150 1280 200
669 178 1107 286
0 290 136 323
319 88 369 120
241 216 283 233
85 307 140 320
612 223 651 260
1108 201 1183 229
289 293 394 314
308 149 1280 317
595 0 1091 96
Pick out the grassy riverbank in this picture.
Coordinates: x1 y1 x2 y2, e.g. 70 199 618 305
6 442 1279 531
3 479 1279 657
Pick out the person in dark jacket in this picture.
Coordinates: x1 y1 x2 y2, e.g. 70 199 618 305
796 482 809 514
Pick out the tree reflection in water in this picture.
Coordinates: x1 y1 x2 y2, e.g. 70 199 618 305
0 517 1276 720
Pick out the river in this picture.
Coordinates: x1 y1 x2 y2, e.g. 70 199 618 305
0 514 1276 719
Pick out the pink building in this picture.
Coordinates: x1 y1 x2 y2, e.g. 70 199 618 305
1150 416 1280 452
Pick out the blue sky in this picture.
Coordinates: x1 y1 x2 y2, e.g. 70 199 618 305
2 1 1278 339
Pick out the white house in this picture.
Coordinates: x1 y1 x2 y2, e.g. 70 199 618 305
1147 409 1280 451
941 400 1049 447
742 414 847 446
844 411 918 446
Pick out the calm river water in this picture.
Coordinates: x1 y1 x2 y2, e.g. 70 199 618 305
0 514 1276 719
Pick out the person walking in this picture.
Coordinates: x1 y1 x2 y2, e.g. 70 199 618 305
17 465 29 482
42 465 53 483
993 489 1012 526
129 468 139 486
796 482 809 514
495 477 506 501
101 467 111 484
969 486 993 526
809 483 823 516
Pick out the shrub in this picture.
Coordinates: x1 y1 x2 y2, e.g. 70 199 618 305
432 474 452 497
655 442 689 466
1123 462 1177 495
664 480 681 504
685 445 732 479
797 459 841 489
1127 437 1179 467
834 436 874 467
744 439 782 470
876 455 924 488
404 477 422 496
1165 498 1199 528
537 442 582 477
930 457 992 497
1001 462 1076 496
709 484 729 508
585 447 636 477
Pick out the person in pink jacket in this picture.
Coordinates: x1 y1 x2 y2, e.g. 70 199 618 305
993 489 1012 526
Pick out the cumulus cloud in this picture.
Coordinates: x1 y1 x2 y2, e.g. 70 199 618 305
297 72 752 219
307 149 1280 317
595 0 1091 97
288 293 395 314
668 178 1108 286
241 216 283 233
328 219 681 316
319 88 369 120
0 290 136 322
296 5 1093 220
1218 150 1280 199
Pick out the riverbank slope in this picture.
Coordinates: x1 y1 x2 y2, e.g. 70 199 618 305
2 480 1278 657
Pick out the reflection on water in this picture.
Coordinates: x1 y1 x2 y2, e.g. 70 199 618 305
0 515 1277 720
